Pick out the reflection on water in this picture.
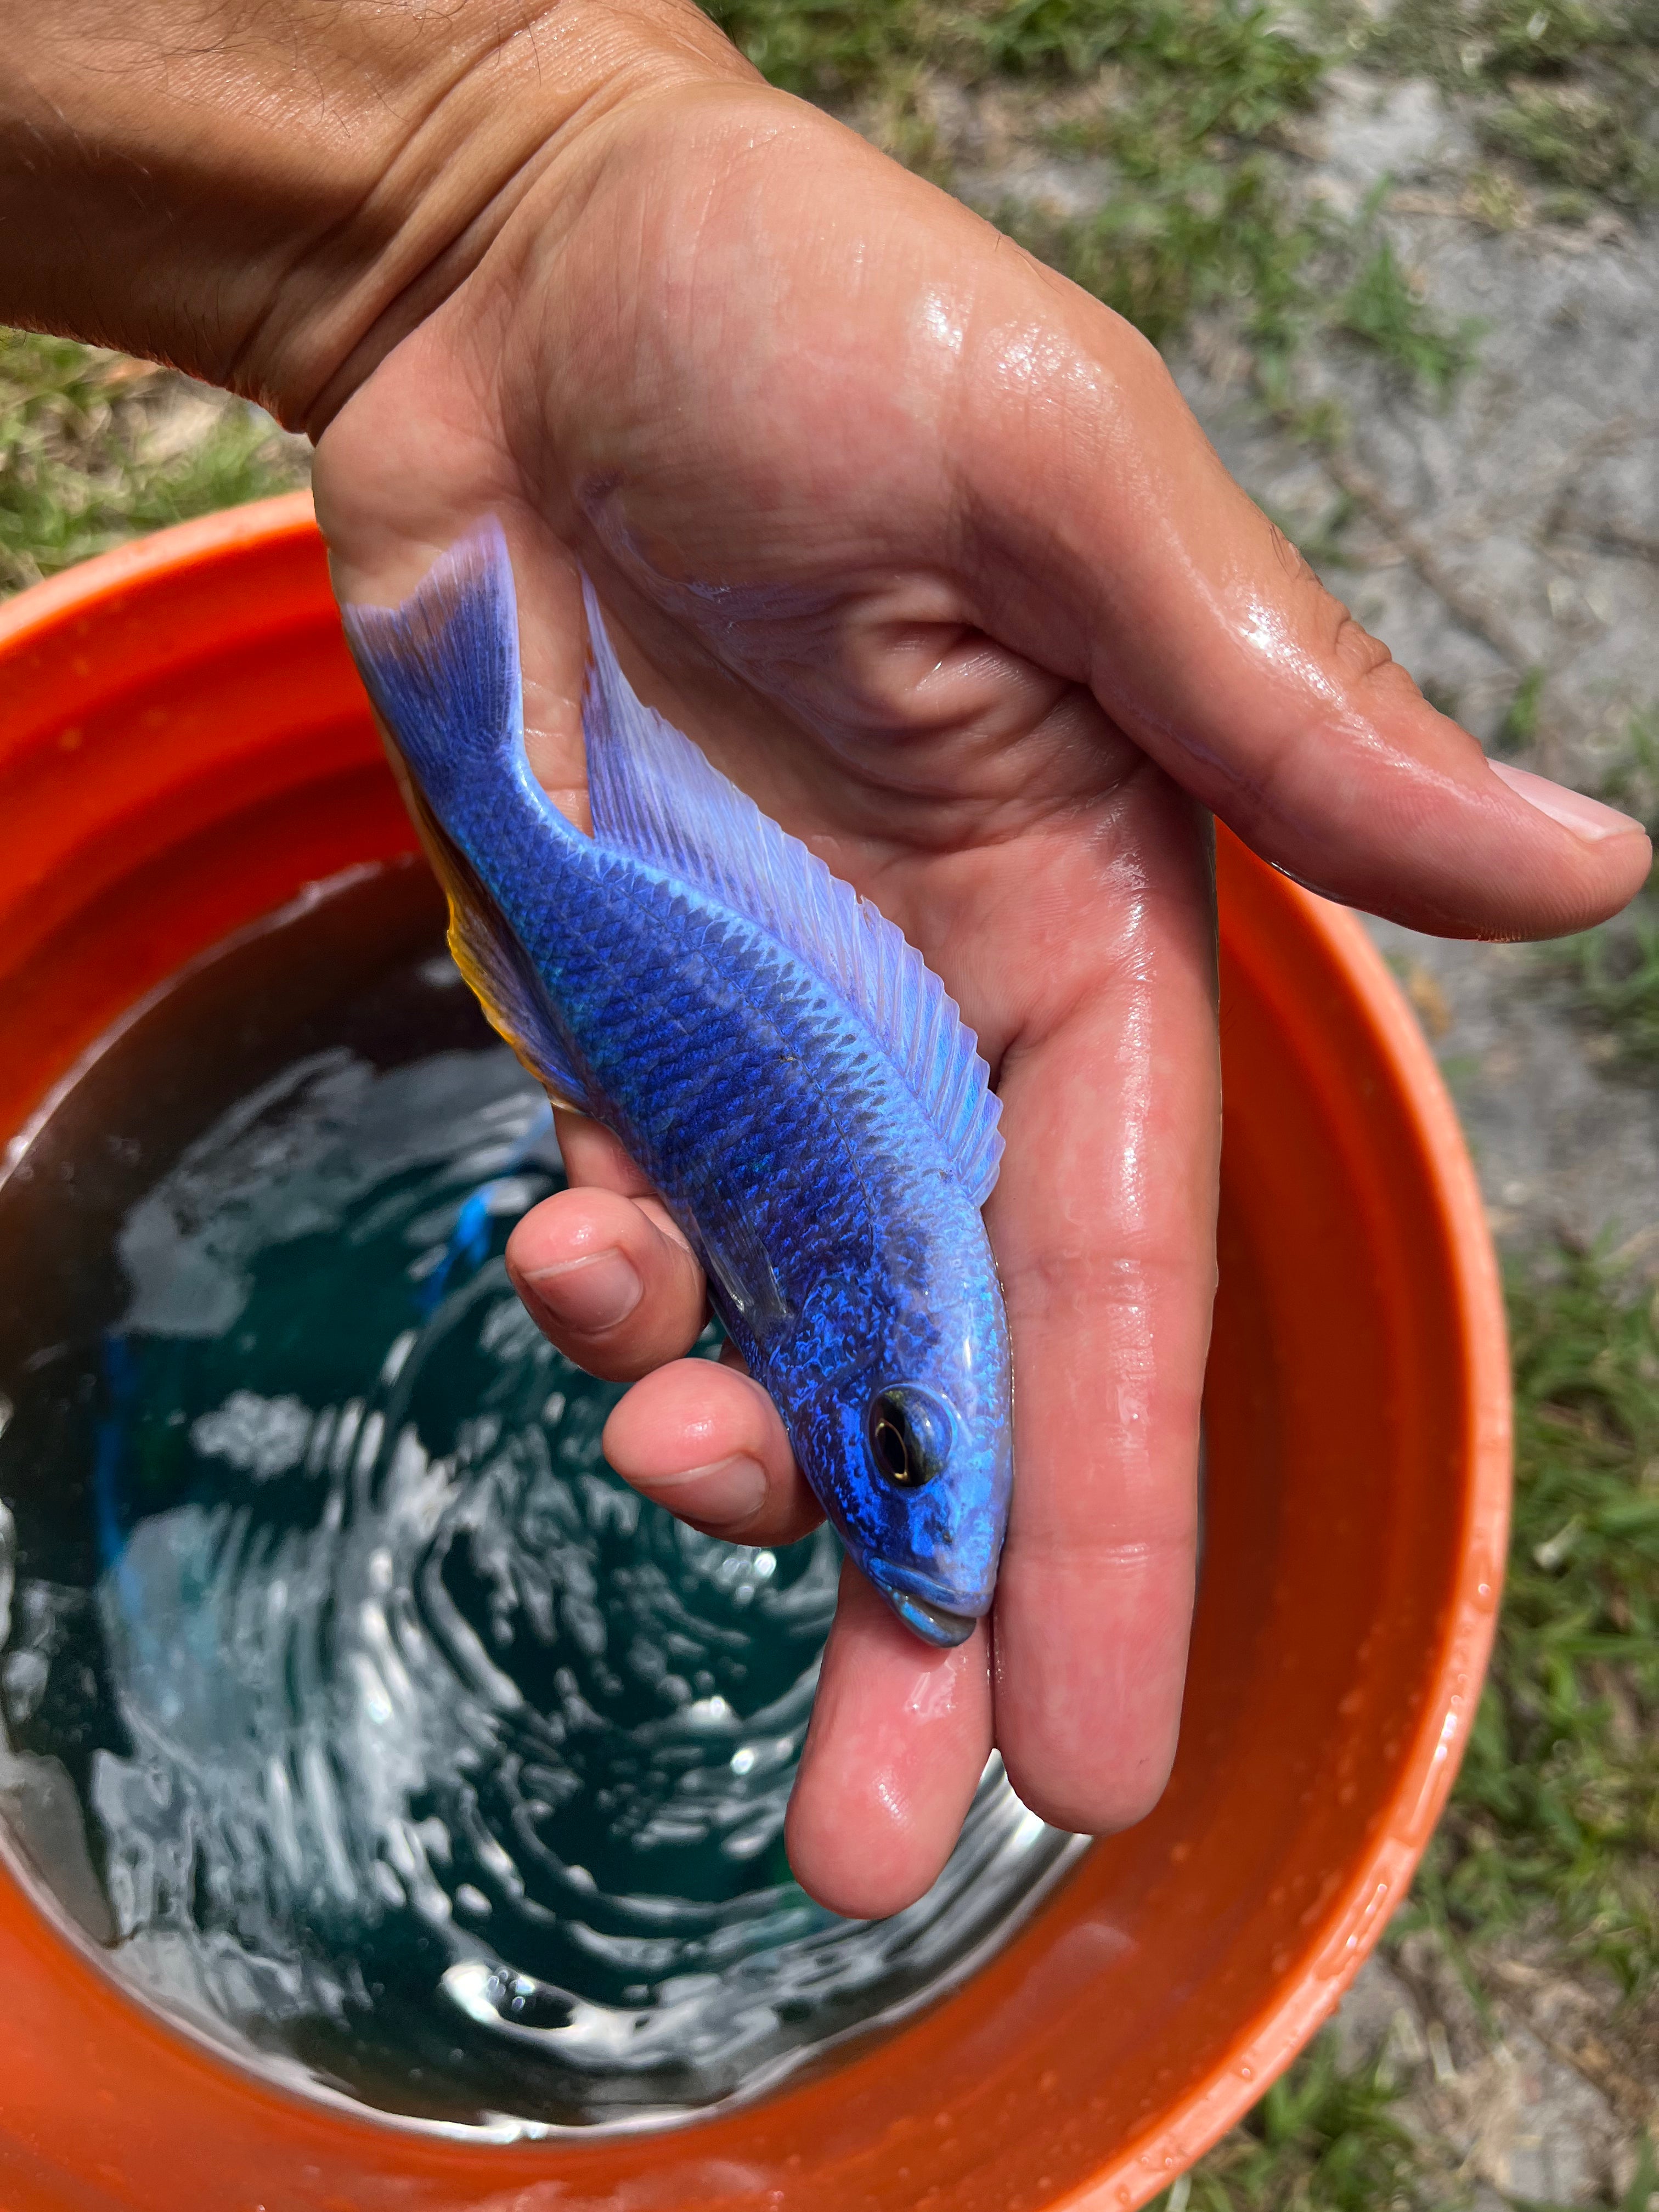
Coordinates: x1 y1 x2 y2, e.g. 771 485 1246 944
0 862 1079 2134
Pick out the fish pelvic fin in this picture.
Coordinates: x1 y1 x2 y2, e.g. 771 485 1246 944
580 579 1004 1207
343 524 588 1111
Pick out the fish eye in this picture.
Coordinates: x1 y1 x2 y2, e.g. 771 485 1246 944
865 1385 952 1492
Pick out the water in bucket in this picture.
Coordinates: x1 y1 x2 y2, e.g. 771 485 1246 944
0 860 1077 2135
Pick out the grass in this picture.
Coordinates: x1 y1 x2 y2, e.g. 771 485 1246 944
1333 224 1483 400
0 329 306 595
1540 713 1659 1064
1589 707 1659 842
1497 668 1548 753
1342 0 1659 213
1563 916 1659 1064
1002 5 1468 394
1166 1250 1659 2211
1151 2039 1430 2212
1413 1252 1659 1996
994 154 1316 353
1017 0 1327 346
704 0 1326 104
709 0 1479 408
1511 2135 1659 2212
1480 82 1659 201
701 0 924 95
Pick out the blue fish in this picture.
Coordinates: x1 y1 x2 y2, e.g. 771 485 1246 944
342 527 1012 1647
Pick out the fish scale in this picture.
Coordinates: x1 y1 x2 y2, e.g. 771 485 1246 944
344 526 1013 1646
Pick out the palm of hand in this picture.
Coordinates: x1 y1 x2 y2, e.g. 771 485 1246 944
314 82 1644 1916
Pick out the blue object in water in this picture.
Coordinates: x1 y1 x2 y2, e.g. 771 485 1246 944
343 528 1013 1645
416 1095 556 1317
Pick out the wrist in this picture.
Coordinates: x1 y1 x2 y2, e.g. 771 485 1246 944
0 0 752 429
278 0 759 433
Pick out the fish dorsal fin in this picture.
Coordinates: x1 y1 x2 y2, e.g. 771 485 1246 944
580 580 1004 1206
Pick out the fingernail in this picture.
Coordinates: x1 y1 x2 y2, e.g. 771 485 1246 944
523 1250 641 1332
1489 761 1645 843
655 1455 768 1532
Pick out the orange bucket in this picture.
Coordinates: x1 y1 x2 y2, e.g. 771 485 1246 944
0 495 1509 2212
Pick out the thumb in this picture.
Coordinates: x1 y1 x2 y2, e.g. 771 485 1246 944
962 298 1648 939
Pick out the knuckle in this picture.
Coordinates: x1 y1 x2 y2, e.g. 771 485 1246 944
1325 600 1397 689
1268 518 1313 587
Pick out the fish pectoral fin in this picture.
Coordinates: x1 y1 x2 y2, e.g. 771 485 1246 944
579 579 1003 1207
697 1214 791 1336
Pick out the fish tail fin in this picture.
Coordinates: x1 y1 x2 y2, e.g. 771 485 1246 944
342 523 588 1111
340 521 526 815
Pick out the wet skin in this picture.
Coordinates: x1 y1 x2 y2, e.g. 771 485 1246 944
4 0 1647 1923
316 78 1649 1919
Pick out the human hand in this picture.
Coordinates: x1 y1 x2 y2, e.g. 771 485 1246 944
312 47 1650 1918
5 0 1638 1921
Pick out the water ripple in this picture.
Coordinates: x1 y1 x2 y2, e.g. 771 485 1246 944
0 889 1080 2133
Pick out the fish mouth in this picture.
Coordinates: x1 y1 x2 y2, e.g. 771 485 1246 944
868 1577 980 1649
